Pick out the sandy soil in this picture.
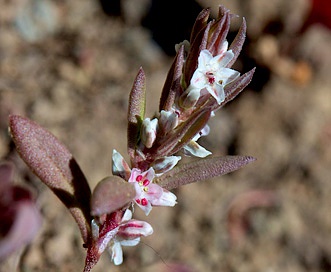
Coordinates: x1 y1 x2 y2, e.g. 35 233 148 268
1 0 331 271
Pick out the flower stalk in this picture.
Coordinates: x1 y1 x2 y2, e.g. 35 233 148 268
7 5 256 271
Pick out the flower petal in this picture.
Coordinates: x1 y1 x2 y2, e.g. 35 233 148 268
152 156 181 175
120 237 140 247
141 118 158 148
183 140 212 158
111 241 123 265
150 189 177 207
112 149 131 180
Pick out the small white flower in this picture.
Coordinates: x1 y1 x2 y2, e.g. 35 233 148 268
109 209 153 265
183 125 212 158
141 118 158 148
112 149 131 180
152 155 181 176
185 44 240 105
159 110 178 134
128 167 177 215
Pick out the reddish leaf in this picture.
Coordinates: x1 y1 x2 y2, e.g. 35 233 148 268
127 67 146 163
9 115 92 244
91 176 135 216
227 18 247 68
156 156 256 190
156 109 211 158
159 45 185 112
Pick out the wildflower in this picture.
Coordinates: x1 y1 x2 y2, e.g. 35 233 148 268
109 209 153 265
183 125 212 158
141 118 158 148
183 46 240 106
128 167 177 215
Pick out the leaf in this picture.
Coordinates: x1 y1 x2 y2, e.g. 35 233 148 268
155 155 256 190
189 8 210 44
0 202 42 261
207 9 230 55
9 115 92 244
227 18 247 68
159 45 185 112
156 109 211 158
184 22 211 86
0 161 15 189
91 176 135 216
127 67 146 163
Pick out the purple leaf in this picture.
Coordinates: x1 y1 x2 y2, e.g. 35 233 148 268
9 115 92 244
207 8 230 55
159 45 185 112
156 109 211 158
91 176 135 217
184 22 211 86
189 8 210 44
155 156 256 190
0 202 41 261
0 162 14 190
227 18 247 68
127 67 146 164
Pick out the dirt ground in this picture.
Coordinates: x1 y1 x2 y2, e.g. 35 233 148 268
1 0 331 271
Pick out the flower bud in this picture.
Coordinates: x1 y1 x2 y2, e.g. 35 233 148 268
141 118 158 148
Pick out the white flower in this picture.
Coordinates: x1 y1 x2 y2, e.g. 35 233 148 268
128 167 177 215
183 125 212 158
141 118 158 148
184 44 240 105
159 110 178 134
109 210 153 265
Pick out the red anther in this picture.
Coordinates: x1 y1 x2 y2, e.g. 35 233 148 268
136 199 141 204
141 198 148 206
208 76 215 84
136 175 143 182
142 179 150 186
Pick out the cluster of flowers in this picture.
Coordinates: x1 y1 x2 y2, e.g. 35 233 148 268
101 6 255 266
7 5 255 272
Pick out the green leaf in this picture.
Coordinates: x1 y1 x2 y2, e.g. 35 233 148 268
9 115 92 244
155 155 256 190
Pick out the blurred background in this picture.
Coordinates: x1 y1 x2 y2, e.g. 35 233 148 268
1 0 331 271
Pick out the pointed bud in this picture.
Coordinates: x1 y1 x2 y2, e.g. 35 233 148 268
141 118 158 148
152 156 181 175
112 149 131 180
159 110 178 134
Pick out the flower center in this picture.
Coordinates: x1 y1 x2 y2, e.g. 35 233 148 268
206 71 215 85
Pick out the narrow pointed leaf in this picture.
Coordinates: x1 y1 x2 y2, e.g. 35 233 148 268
91 176 135 216
184 22 211 85
128 67 146 162
155 156 256 190
207 9 230 54
159 45 185 111
9 115 92 244
190 8 210 44
156 109 211 158
227 18 247 68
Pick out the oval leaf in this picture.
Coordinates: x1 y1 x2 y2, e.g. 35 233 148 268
9 115 92 244
91 176 135 216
